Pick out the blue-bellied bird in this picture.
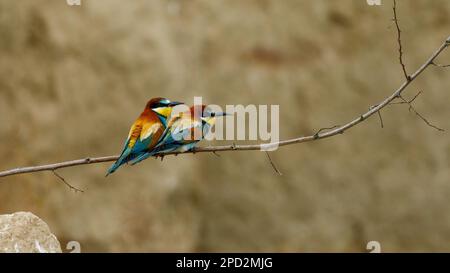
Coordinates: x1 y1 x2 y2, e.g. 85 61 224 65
106 97 183 176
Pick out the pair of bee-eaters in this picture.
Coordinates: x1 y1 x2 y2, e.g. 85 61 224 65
106 97 227 176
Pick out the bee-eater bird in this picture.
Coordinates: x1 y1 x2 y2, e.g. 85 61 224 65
106 97 183 176
128 105 228 165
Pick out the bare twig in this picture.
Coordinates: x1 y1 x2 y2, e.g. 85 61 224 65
388 91 445 131
389 0 443 131
393 0 411 81
369 105 384 128
376 111 384 128
431 62 450 68
0 156 116 178
265 152 282 176
388 90 422 106
52 170 84 193
313 125 341 139
404 90 422 105
399 95 444 131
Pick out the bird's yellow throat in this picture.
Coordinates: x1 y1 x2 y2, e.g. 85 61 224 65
152 106 172 118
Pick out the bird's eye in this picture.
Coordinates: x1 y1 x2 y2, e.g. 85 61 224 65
210 112 216 117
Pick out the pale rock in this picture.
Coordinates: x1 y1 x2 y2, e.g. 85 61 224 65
0 212 61 253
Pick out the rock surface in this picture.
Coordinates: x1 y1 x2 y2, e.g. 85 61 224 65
0 212 61 253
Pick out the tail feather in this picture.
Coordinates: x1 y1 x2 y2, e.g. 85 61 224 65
105 149 132 176
105 157 127 176
129 152 154 166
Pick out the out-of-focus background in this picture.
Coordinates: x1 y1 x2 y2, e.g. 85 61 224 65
1 0 450 252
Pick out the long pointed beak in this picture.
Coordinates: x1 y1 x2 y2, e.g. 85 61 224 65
169 101 183 106
215 112 231 117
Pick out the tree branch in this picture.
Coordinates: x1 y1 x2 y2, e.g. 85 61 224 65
431 62 450 68
393 0 411 81
265 152 283 176
0 156 117 178
369 104 384 129
390 91 445 132
52 170 84 193
0 12 449 181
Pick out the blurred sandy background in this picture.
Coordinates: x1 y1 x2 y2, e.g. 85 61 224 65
1 0 450 252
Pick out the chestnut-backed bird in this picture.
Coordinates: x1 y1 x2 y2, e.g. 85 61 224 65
106 97 183 176
129 105 228 165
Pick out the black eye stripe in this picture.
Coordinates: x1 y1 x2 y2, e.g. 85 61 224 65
152 102 167 108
